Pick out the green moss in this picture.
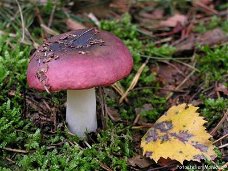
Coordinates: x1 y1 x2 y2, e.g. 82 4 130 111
15 123 132 170
201 97 228 127
197 45 228 86
221 20 228 32
193 16 228 33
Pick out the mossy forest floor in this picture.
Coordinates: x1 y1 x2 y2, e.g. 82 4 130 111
0 0 227 170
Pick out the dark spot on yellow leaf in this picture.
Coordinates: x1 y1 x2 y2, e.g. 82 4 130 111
155 121 173 132
160 134 170 143
171 130 193 143
145 128 158 143
179 151 183 153
145 151 153 157
192 142 208 152
193 154 205 161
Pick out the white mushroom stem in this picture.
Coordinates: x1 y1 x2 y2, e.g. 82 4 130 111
66 88 97 137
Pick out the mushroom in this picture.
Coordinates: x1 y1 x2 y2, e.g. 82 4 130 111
27 28 133 137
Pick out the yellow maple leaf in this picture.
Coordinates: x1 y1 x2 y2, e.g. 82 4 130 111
141 103 217 164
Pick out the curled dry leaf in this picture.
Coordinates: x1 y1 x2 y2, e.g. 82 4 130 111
141 103 217 164
159 14 188 28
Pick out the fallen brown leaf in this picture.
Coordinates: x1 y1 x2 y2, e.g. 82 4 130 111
175 28 228 52
128 155 151 168
215 83 228 96
157 157 179 167
156 22 184 37
107 107 121 122
197 28 228 46
109 0 132 14
151 62 194 96
139 9 164 20
159 14 188 28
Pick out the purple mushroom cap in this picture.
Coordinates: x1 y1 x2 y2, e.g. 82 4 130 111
27 28 133 91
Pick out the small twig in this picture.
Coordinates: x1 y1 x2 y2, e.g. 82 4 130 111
46 142 65 150
88 13 100 27
42 99 51 110
15 0 25 42
215 81 221 98
133 114 141 125
84 140 91 149
137 28 155 39
66 127 75 136
148 164 178 171
133 86 186 93
1 147 28 154
174 59 199 72
201 84 214 93
218 162 228 171
48 3 56 27
95 159 113 171
213 134 228 144
132 124 154 129
159 60 185 77
5 157 16 164
111 82 128 103
154 37 172 45
218 143 228 149
119 59 149 103
24 28 40 49
41 24 59 36
141 55 192 60
98 87 107 129
210 110 228 136
0 30 17 37
166 70 195 100
142 55 199 72
67 140 76 147
193 1 218 15
99 162 113 171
